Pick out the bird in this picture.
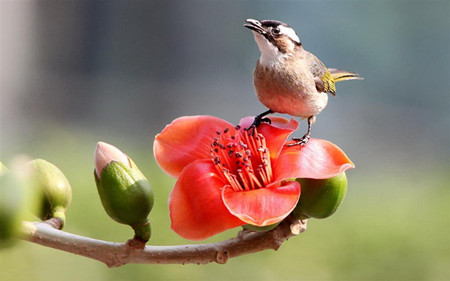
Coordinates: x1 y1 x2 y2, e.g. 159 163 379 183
244 19 362 145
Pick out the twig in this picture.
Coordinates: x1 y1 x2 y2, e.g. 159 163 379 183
20 218 307 267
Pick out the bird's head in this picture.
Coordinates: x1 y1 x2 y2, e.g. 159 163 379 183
244 19 302 66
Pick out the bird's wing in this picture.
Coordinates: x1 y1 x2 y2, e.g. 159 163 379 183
305 52 336 95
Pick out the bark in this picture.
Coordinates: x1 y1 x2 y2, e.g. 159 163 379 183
20 217 307 267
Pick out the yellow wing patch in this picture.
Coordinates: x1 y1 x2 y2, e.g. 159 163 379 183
320 71 336 95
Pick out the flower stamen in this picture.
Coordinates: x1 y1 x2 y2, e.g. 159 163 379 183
210 127 274 192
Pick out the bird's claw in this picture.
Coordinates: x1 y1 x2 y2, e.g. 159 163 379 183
260 117 272 124
287 135 310 147
246 117 271 135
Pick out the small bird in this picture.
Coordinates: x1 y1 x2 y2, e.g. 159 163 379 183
244 19 362 145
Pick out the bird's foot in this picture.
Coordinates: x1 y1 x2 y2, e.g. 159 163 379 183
246 115 272 135
287 135 310 147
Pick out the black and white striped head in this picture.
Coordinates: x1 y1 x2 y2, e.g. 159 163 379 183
244 19 302 65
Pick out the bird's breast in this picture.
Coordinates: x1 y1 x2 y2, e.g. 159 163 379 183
253 62 328 118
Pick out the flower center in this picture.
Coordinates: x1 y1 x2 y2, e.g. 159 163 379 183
210 127 273 191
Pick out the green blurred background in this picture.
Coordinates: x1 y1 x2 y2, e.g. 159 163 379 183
1 0 449 280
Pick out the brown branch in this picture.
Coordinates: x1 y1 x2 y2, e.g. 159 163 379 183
20 217 307 267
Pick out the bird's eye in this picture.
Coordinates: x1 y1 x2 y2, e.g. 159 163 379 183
272 27 280 35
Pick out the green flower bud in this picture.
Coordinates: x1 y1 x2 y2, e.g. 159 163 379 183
243 222 280 232
0 162 8 176
94 142 154 243
0 163 28 247
27 159 72 226
293 173 347 219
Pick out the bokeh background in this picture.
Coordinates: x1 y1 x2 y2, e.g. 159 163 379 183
1 0 449 280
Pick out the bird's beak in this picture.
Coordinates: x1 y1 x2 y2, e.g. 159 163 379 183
244 19 266 35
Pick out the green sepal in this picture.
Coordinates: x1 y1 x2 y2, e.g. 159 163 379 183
95 160 154 242
28 159 72 226
243 222 280 232
293 172 347 219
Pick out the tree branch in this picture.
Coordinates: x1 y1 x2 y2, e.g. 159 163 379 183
20 218 307 267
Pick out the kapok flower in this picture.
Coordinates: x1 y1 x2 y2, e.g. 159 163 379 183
154 115 354 240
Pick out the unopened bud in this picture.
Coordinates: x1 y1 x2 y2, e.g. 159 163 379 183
94 142 154 244
95 142 130 178
27 159 72 227
0 162 7 176
293 173 348 219
0 163 28 247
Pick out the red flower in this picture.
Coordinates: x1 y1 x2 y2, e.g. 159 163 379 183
154 115 354 240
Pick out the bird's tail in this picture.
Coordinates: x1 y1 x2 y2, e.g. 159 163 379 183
328 68 363 82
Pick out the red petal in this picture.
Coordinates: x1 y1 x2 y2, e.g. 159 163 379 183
154 115 235 177
238 116 298 163
169 160 244 240
274 138 355 181
222 180 300 226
